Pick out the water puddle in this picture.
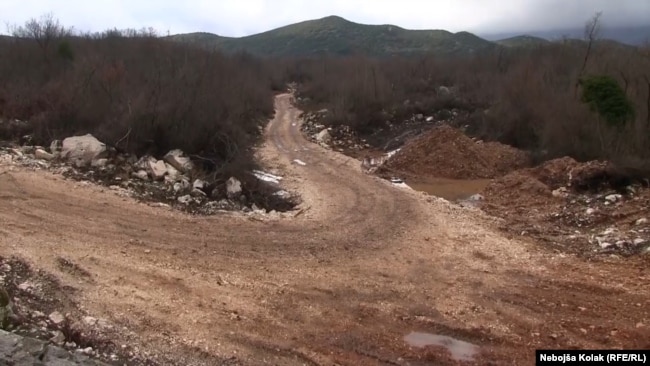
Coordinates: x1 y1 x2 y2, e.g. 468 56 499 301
404 332 479 362
406 178 491 202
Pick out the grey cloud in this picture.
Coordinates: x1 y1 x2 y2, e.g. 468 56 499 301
0 0 648 37
476 0 649 32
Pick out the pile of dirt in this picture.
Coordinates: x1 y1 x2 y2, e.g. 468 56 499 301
480 157 650 257
483 157 585 208
482 171 554 207
528 156 581 189
383 125 531 179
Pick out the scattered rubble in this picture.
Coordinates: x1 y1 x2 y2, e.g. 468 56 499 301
0 256 151 365
300 109 369 153
163 149 194 173
0 329 111 365
321 106 650 259
299 107 470 156
481 157 650 257
0 134 299 216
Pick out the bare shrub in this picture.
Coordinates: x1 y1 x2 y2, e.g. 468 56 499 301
288 20 650 175
0 15 276 177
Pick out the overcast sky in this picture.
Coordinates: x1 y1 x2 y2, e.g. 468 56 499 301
1 0 648 37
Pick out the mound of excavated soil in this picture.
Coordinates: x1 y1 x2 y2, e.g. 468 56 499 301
482 157 610 207
482 171 554 208
528 156 580 189
480 157 650 257
384 125 531 179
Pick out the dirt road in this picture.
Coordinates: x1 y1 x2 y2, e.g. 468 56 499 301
1 94 648 365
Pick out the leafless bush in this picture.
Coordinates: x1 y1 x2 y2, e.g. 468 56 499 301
0 15 276 176
289 36 650 174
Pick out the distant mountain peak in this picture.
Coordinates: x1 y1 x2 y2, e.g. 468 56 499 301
166 16 643 57
168 15 496 57
319 15 348 22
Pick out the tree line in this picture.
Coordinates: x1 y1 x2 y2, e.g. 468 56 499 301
2 13 649 178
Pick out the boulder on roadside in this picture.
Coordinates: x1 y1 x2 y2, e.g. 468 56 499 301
165 163 181 180
135 156 167 180
226 177 242 199
34 148 55 161
316 129 331 144
163 149 194 173
148 160 167 181
60 134 107 167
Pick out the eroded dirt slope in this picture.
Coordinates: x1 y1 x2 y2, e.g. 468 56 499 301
0 94 648 365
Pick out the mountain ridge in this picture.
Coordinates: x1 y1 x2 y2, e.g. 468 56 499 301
166 15 645 57
482 25 650 46
3 15 641 57
166 15 498 57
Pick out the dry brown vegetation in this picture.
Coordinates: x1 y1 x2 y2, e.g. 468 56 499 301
5 14 649 181
289 35 650 175
0 14 281 178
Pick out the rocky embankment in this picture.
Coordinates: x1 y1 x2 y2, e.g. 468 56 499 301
0 133 298 217
0 256 152 365
0 330 110 366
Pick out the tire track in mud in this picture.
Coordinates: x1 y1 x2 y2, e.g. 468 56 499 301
266 94 414 243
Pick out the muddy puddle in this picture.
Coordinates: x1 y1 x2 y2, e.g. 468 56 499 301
406 178 491 201
404 331 479 361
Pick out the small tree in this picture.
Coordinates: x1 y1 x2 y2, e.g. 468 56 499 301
580 75 635 129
